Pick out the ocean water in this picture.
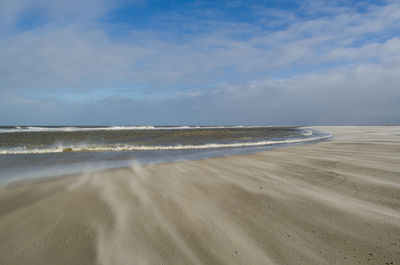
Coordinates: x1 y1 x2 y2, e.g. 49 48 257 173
0 126 330 183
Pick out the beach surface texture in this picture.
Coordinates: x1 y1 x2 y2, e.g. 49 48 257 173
0 126 399 265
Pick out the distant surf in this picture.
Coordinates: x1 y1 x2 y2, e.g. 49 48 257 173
0 125 256 133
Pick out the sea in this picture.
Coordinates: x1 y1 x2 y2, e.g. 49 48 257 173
0 126 330 183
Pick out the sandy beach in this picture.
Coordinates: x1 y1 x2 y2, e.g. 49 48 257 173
0 126 399 265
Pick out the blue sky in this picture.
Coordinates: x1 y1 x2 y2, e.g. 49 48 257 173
0 0 399 125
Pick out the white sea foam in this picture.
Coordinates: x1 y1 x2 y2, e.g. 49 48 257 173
0 135 331 155
0 126 157 133
0 125 277 133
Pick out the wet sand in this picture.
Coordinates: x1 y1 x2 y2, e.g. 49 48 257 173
0 126 399 264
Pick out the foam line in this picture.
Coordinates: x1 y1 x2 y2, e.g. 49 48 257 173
0 135 331 155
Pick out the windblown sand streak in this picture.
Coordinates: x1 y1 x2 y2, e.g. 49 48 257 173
0 126 399 264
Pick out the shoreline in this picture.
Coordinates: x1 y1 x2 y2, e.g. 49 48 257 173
0 127 330 186
1 126 399 264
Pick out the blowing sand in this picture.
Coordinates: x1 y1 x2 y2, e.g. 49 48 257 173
0 126 399 265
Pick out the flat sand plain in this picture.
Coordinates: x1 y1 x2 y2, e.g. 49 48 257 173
0 126 399 265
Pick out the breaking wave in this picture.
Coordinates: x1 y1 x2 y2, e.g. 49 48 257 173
0 125 260 133
0 135 330 155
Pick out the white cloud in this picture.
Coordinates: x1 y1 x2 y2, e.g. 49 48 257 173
0 0 121 25
0 0 399 124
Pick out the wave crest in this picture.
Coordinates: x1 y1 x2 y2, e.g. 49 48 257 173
0 135 330 155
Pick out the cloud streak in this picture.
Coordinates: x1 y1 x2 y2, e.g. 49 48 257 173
0 0 399 125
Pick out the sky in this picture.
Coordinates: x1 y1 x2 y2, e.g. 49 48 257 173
0 0 399 125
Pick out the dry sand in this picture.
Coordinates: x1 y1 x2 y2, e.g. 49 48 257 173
0 126 399 265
